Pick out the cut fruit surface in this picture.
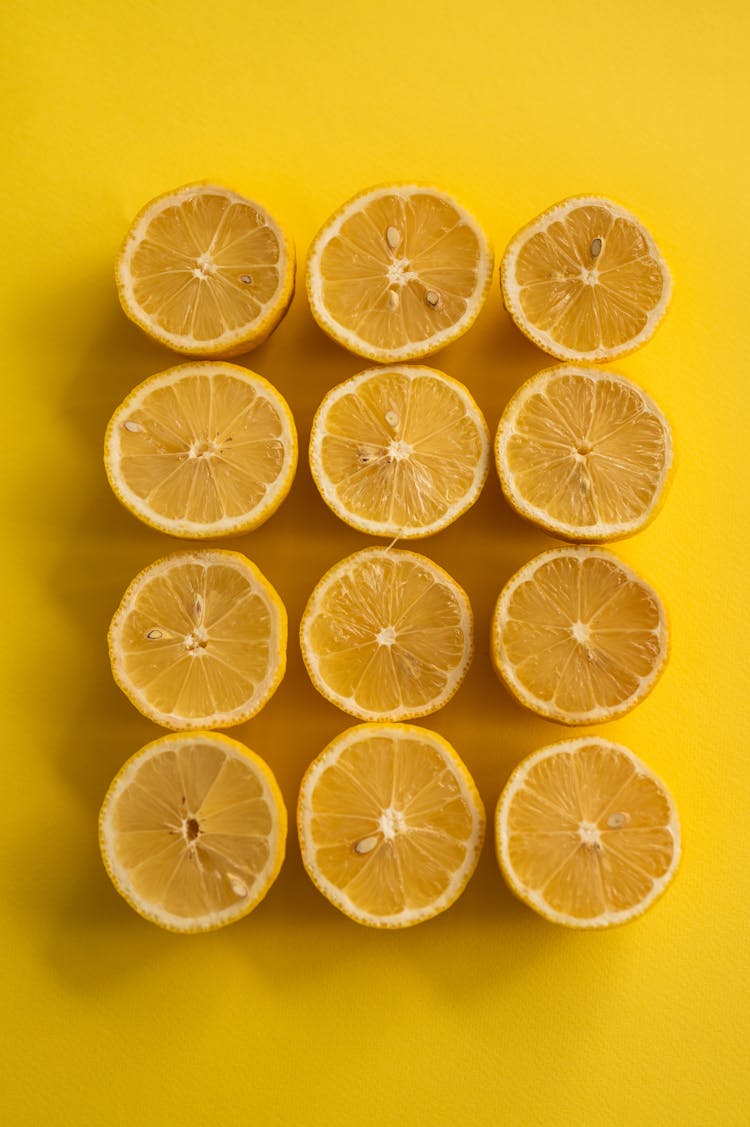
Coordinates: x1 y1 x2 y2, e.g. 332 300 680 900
491 547 668 724
300 548 473 721
501 196 671 362
99 731 286 932
116 183 294 357
109 550 287 730
306 184 493 362
104 362 297 538
496 365 673 540
298 723 485 927
496 738 680 928
309 365 490 538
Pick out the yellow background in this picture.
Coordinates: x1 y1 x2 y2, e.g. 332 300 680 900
3 1 749 1123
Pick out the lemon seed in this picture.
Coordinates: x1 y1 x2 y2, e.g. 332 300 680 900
385 226 401 250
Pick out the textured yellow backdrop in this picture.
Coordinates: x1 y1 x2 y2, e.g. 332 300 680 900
3 1 748 1124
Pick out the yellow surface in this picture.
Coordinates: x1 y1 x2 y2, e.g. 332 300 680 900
2 1 748 1124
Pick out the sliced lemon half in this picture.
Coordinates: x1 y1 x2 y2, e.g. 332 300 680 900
306 184 493 362
496 737 680 928
99 730 286 932
495 365 673 540
108 550 287 730
309 365 489 538
300 547 473 721
491 547 668 724
104 362 297 538
116 183 294 357
501 196 671 362
298 722 485 927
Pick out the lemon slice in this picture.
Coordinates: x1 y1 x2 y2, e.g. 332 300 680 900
495 365 673 540
109 550 287 730
300 547 473 721
99 731 286 932
491 547 668 724
496 737 680 928
116 183 295 357
298 722 485 927
309 365 490 538
306 184 493 362
104 362 297 538
501 196 671 362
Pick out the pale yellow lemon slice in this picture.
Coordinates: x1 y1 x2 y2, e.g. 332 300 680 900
495 365 673 540
116 183 294 357
501 196 671 362
300 548 473 721
298 722 485 927
309 365 490 538
306 184 493 362
104 362 297 538
496 737 680 928
108 550 287 730
99 731 286 932
491 547 668 724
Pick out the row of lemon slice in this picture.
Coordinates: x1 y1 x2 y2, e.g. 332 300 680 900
108 545 667 730
115 182 671 366
105 360 673 543
98 181 680 936
100 726 679 934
